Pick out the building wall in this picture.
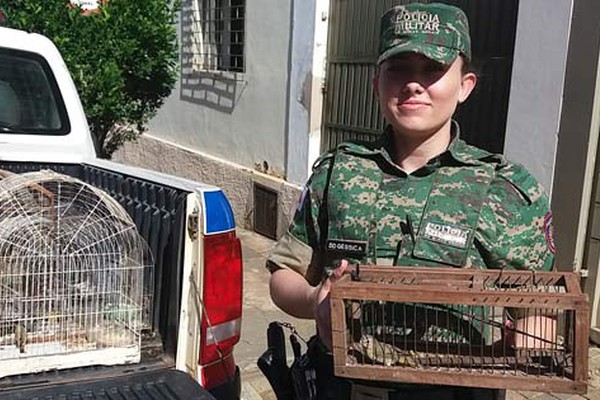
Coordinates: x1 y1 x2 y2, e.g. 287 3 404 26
551 0 600 274
117 1 579 245
147 0 293 179
504 0 573 193
114 0 319 237
113 134 302 237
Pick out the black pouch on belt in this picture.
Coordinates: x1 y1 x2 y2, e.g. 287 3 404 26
289 334 318 400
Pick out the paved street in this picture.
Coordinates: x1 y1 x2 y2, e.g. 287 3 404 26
235 229 600 400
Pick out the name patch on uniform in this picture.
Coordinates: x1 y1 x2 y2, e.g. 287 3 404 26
326 239 368 257
423 222 469 249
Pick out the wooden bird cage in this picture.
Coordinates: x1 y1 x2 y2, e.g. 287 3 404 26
330 266 589 394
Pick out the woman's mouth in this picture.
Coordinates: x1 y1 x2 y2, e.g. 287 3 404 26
398 100 430 110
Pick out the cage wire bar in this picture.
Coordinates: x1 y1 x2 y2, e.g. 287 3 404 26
330 266 589 394
0 170 153 378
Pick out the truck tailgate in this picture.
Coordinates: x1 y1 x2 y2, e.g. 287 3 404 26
0 370 215 400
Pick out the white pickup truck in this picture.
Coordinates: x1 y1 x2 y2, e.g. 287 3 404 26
0 25 243 400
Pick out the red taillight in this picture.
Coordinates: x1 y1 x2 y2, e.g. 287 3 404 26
199 353 236 389
199 231 242 388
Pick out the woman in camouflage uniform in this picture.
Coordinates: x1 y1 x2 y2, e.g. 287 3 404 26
266 3 555 399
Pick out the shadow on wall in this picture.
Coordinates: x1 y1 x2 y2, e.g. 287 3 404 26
179 0 247 114
179 70 243 113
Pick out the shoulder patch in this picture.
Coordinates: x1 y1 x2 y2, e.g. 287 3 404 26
450 139 503 166
336 140 380 157
311 139 377 171
496 162 546 204
296 185 308 212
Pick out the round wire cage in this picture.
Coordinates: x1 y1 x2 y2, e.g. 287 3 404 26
0 170 153 375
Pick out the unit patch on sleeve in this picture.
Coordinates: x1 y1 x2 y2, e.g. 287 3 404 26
544 211 556 255
422 222 469 249
296 186 308 212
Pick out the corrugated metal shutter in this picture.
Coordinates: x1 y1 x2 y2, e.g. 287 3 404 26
321 0 519 154
583 134 600 344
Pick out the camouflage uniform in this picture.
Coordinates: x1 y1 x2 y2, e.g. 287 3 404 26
268 123 554 281
267 3 555 399
267 124 554 400
268 2 554 280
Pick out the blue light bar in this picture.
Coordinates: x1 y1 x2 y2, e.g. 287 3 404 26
203 190 236 234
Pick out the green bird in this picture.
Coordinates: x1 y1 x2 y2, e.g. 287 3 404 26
359 335 419 367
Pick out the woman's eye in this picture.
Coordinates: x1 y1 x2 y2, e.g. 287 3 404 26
424 63 446 73
385 63 446 76
387 65 409 74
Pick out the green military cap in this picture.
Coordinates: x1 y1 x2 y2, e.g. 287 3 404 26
378 2 471 65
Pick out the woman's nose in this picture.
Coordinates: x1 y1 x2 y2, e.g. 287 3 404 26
402 80 425 95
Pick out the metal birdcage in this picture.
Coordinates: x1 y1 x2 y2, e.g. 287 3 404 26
330 266 589 394
0 170 153 377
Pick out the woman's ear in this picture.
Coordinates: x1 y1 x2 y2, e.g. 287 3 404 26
458 72 477 104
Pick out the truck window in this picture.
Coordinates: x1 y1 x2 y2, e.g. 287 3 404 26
0 48 69 135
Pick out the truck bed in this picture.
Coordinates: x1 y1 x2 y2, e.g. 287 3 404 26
0 161 190 387
0 369 215 399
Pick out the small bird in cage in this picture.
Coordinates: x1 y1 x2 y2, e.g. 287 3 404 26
356 335 419 367
14 324 26 353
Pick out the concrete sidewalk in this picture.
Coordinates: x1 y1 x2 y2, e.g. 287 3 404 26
235 229 600 400
235 229 313 400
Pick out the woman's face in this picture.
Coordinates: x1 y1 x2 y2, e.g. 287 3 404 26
373 53 476 140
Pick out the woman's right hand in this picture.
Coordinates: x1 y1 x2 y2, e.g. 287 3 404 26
312 259 349 350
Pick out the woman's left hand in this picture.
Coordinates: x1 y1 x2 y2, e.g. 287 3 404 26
313 259 349 350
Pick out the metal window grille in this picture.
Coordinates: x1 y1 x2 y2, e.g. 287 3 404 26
187 0 245 73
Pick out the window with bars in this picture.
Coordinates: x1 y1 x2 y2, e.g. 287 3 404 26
189 0 245 73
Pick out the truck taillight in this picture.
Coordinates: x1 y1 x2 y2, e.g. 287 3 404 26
199 231 242 389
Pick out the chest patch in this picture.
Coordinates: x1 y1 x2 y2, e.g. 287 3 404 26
422 222 469 249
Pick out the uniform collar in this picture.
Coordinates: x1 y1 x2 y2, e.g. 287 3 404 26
336 120 493 168
378 120 492 167
446 121 493 165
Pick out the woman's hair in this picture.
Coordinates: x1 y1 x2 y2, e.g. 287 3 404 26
461 56 479 76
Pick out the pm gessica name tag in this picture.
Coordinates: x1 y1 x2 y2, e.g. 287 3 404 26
326 238 368 257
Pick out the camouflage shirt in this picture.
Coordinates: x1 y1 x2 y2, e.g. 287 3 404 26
268 122 555 285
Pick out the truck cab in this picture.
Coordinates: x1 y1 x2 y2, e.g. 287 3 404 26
0 26 95 162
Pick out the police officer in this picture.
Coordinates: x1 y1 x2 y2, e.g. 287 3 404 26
266 3 555 399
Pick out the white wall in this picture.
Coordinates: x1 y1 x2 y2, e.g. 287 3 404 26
504 0 573 194
285 0 315 185
307 0 330 177
285 0 330 185
147 0 293 178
